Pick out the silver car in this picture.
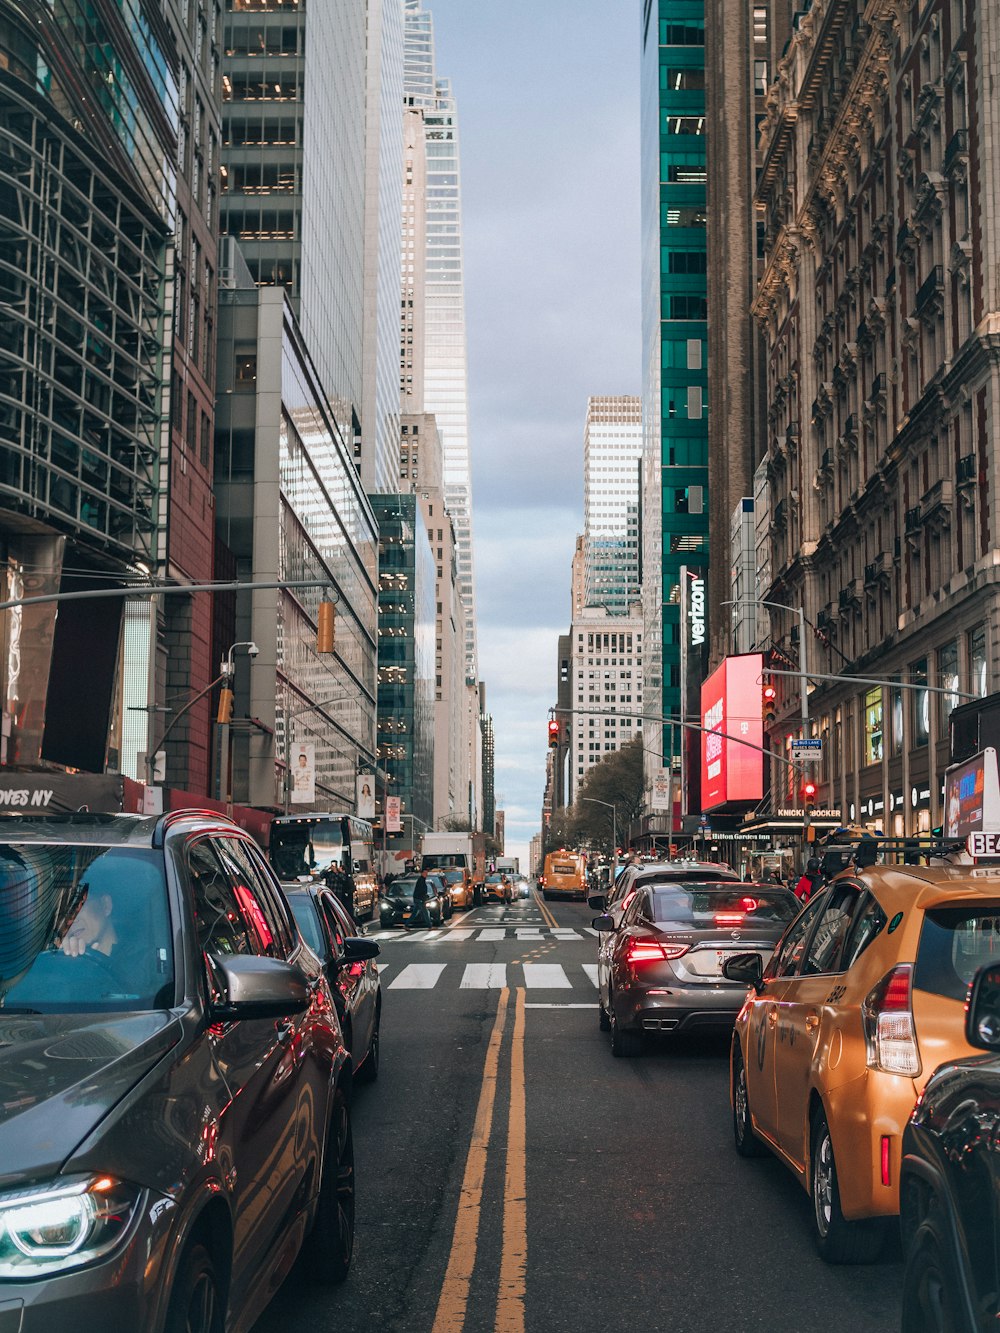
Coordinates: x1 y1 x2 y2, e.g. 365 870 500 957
594 880 799 1056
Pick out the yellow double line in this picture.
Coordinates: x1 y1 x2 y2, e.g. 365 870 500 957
431 988 528 1333
534 890 558 928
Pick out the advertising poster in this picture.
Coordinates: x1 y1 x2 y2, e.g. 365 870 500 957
650 770 671 811
700 653 764 811
944 748 1000 837
385 796 402 832
291 743 316 805
356 774 376 819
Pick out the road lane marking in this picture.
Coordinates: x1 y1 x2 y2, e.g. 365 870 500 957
427 930 475 943
514 928 542 939
431 989 510 1333
521 964 571 989
551 929 581 939
581 964 599 987
533 892 557 928
388 963 447 989
476 928 507 941
460 963 507 989
497 988 526 1332
524 1003 595 1009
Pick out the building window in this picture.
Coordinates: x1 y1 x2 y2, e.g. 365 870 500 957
911 659 929 747
864 688 883 766
938 642 959 735
970 624 987 698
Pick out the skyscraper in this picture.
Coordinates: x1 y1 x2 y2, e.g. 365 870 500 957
403 0 478 685
641 0 708 804
583 396 643 615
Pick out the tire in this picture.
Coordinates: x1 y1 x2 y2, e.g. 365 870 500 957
609 989 642 1058
900 1204 964 1333
357 1008 380 1084
598 996 611 1032
732 1045 767 1158
543 891 551 902
165 1241 223 1333
306 1083 355 1283
810 1107 886 1264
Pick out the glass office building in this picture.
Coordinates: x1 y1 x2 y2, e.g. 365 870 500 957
641 0 708 788
584 396 643 615
372 493 435 833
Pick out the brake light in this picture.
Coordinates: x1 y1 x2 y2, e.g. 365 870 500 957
739 897 758 913
881 1135 891 1187
862 964 921 1077
715 911 746 927
626 936 688 963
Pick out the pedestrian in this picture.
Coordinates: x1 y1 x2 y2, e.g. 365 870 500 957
409 867 433 930
794 856 823 903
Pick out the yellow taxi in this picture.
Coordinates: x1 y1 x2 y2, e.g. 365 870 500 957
724 857 997 1263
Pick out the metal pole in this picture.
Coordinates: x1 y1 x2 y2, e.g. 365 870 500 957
283 712 291 816
797 605 808 730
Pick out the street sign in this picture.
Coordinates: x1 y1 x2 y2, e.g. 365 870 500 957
967 831 1000 857
790 738 823 765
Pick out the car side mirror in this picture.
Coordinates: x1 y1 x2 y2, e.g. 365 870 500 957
208 954 310 1022
588 892 607 911
722 952 764 993
343 936 380 964
967 963 1000 1050
592 914 615 932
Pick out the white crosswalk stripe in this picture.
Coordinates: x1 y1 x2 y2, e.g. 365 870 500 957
461 963 507 989
475 928 507 942
581 964 599 988
374 926 594 943
522 964 571 989
426 929 475 943
389 963 447 990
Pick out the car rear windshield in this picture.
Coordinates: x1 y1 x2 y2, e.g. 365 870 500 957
0 843 174 1013
550 863 578 875
647 886 799 929
915 905 1000 1002
287 895 325 956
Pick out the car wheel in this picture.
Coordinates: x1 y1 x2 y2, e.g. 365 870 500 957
608 989 642 1058
731 1044 766 1158
900 1203 963 1333
810 1107 885 1264
598 994 611 1032
165 1241 223 1333
306 1083 355 1283
357 1006 380 1084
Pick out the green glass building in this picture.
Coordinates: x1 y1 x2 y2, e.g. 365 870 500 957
641 0 708 794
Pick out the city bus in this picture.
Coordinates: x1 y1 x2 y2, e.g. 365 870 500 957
268 813 378 921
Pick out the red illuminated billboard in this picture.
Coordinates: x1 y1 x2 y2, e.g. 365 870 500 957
700 653 765 811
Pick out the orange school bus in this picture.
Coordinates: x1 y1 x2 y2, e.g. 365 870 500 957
540 851 588 902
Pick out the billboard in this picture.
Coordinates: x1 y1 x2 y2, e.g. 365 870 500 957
356 773 376 819
385 796 402 832
944 748 1000 838
700 654 764 811
291 743 316 805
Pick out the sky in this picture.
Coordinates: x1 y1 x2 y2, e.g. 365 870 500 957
426 0 643 870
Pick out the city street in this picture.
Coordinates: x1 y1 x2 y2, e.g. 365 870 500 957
254 893 904 1333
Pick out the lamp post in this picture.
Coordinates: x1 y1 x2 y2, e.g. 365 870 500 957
581 797 618 884
217 641 258 813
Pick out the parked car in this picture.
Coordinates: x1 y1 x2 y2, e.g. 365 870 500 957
0 809 356 1333
899 958 1000 1333
725 862 992 1263
594 881 798 1056
483 872 514 904
379 873 447 928
284 885 382 1083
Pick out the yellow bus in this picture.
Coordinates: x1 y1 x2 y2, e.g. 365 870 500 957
540 850 588 902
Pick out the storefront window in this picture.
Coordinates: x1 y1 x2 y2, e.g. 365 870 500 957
891 683 903 755
864 688 883 765
970 624 988 698
937 642 959 736
911 659 929 747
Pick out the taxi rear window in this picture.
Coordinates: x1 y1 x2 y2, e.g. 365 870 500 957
914 906 1000 1002
648 886 798 928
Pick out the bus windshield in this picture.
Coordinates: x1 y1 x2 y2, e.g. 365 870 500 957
269 819 346 881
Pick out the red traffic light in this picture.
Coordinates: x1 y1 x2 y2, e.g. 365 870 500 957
762 684 777 724
803 782 817 799
547 719 559 748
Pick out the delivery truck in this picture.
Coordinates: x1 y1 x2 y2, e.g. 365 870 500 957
420 831 487 905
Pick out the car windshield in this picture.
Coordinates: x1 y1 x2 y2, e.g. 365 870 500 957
0 843 173 1013
286 894 325 956
647 885 799 929
390 878 419 899
915 905 1000 1001
442 871 463 882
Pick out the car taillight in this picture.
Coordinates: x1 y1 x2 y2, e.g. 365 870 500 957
862 964 921 1077
715 911 745 927
626 936 688 963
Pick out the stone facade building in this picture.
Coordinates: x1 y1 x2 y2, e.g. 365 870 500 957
753 0 998 834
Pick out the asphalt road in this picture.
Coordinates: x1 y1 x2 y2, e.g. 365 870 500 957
253 893 904 1333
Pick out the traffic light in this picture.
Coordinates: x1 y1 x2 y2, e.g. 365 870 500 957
803 781 817 816
762 684 777 725
216 685 234 725
548 718 560 749
316 599 336 654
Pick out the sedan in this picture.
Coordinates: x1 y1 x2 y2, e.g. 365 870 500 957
379 873 447 928
594 881 798 1057
285 885 382 1083
483 872 514 904
0 809 354 1332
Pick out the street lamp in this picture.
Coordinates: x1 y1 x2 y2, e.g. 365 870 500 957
581 797 618 884
217 640 258 811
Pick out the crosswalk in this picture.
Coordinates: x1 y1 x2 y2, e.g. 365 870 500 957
381 962 601 991
369 926 597 944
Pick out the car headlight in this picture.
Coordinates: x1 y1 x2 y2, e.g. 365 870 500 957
0 1176 143 1277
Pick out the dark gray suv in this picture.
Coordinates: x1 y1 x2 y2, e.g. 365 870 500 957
0 810 361 1332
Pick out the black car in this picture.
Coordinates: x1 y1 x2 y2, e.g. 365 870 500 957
285 884 382 1082
0 810 355 1332
379 873 447 928
900 959 1000 1333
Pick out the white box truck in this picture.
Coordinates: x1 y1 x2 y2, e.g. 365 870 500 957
420 832 486 906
